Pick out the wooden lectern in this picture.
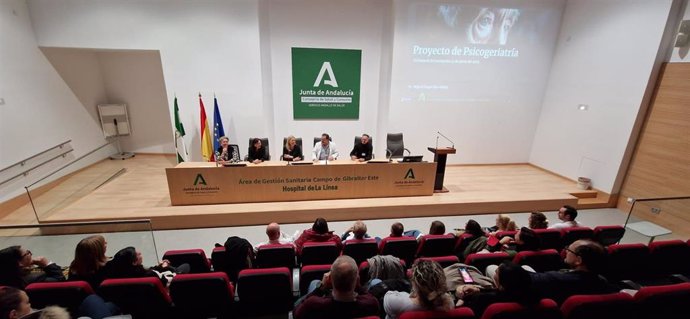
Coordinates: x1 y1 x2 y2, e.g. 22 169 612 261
428 147 456 193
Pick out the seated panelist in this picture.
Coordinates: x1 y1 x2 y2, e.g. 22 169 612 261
350 133 373 162
312 133 339 161
248 138 269 164
216 136 238 164
282 135 303 161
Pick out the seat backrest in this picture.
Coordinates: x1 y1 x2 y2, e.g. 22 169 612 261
604 243 650 281
417 256 459 268
237 267 293 315
560 227 594 247
561 293 635 319
211 246 228 272
299 264 332 296
247 137 270 159
417 234 456 257
256 244 296 269
649 239 690 276
481 299 561 319
380 236 418 265
465 252 512 274
98 277 172 318
386 133 405 158
169 272 234 318
301 241 340 266
26 281 94 316
593 225 625 246
533 229 563 250
162 248 211 273
513 249 563 272
635 283 690 319
343 239 379 265
399 307 475 319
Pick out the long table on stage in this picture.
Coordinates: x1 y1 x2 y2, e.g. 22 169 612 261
166 160 437 205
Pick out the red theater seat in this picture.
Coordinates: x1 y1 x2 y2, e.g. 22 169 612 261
533 229 562 250
169 272 234 319
417 234 456 257
211 246 228 273
561 292 635 319
300 264 332 296
379 236 418 265
465 252 512 273
26 281 94 316
301 241 340 266
162 248 211 273
98 277 172 318
604 243 650 283
343 238 379 265
417 255 460 268
236 267 293 316
400 307 475 319
593 225 625 246
560 227 594 247
256 243 296 269
634 283 690 319
481 299 560 319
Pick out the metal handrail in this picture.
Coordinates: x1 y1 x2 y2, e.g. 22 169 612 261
629 196 690 202
0 140 72 174
0 219 152 230
0 148 74 186
25 141 113 189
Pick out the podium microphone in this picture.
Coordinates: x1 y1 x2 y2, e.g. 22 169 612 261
437 131 455 149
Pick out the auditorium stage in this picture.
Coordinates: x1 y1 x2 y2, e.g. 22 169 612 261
5 155 614 230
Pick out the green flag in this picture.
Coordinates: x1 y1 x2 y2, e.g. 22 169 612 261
174 97 189 163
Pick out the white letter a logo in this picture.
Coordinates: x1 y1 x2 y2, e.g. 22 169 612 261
313 62 338 88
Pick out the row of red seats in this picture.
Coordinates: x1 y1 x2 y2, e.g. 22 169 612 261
161 225 627 273
23 277 690 319
362 284 690 319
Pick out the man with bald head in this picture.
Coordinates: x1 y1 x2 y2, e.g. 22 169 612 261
254 222 293 252
294 255 379 319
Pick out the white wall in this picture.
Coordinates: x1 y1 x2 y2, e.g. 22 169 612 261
27 0 266 161
264 0 389 157
0 0 111 201
529 0 674 193
669 1 690 62
98 51 174 154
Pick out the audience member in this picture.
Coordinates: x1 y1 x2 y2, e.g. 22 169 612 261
68 235 109 289
487 214 517 234
457 261 538 317
528 211 549 229
0 246 65 289
498 227 541 257
491 239 615 304
294 256 378 319
550 205 580 229
103 247 189 285
294 218 343 254
341 220 369 241
223 236 254 283
0 286 32 319
254 222 293 252
387 222 421 239
458 220 488 260
428 221 446 236
383 260 454 319
37 306 69 319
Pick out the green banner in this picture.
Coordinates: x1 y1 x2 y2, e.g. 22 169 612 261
292 47 361 119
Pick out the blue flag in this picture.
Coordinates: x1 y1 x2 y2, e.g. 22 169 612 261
213 97 225 152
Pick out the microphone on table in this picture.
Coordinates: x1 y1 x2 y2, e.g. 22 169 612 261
437 131 455 149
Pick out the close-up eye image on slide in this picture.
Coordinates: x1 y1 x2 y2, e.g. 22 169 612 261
1 0 689 318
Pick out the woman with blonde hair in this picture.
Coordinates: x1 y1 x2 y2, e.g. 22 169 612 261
383 260 454 319
488 214 517 234
68 235 108 289
282 135 303 161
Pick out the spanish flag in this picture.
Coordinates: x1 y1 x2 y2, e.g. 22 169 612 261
199 94 214 162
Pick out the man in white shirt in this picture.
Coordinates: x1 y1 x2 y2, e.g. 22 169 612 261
312 133 339 161
254 222 294 252
550 205 581 229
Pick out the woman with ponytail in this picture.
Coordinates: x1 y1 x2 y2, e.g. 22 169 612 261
383 259 454 319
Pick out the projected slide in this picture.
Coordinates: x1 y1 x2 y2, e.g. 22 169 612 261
392 0 563 104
